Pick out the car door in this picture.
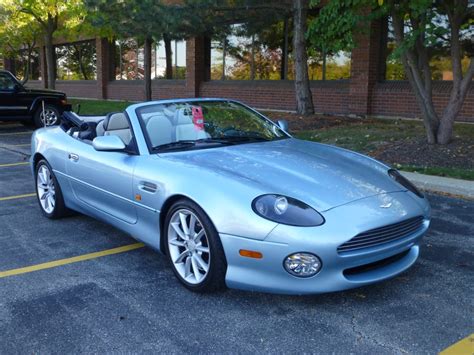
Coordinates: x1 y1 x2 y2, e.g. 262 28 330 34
0 72 28 119
65 138 139 224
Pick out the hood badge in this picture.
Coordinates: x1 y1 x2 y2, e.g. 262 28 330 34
380 202 392 209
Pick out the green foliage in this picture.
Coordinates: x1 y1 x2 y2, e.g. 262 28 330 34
308 0 370 53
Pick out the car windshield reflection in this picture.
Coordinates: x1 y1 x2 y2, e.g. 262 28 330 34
136 100 289 152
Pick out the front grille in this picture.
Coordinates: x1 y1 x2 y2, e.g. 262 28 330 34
343 249 411 276
337 216 424 254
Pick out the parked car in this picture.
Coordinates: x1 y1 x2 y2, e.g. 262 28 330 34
0 70 71 127
31 98 431 294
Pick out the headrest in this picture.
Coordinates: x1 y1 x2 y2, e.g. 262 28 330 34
175 108 192 124
104 112 129 131
146 113 169 127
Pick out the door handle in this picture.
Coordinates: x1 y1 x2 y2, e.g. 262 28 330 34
68 153 79 162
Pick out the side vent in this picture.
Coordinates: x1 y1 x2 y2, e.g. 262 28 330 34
139 181 158 193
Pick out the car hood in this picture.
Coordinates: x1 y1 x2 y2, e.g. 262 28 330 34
161 138 404 212
24 87 66 97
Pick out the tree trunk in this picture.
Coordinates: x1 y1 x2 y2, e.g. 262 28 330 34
437 59 474 144
250 34 256 80
74 45 89 80
293 0 314 115
281 16 289 80
144 37 152 101
21 43 35 85
221 35 226 80
44 30 55 89
164 35 173 79
322 48 327 81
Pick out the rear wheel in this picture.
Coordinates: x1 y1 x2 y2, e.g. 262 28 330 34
34 105 60 127
164 199 227 292
35 160 68 219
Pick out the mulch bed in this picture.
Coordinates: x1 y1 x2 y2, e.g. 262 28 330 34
370 137 474 170
263 111 474 171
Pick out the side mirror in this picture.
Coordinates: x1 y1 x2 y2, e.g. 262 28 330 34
277 119 289 132
13 84 22 93
92 135 126 151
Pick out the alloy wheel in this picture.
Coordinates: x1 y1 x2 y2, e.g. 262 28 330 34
40 109 58 126
167 209 211 285
37 164 56 214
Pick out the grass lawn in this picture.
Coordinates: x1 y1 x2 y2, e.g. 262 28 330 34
70 98 474 180
69 98 134 115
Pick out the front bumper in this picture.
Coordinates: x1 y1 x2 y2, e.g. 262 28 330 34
221 191 430 295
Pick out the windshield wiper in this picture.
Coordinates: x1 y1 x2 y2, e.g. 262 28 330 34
152 140 196 151
195 138 236 145
219 136 270 143
153 138 235 152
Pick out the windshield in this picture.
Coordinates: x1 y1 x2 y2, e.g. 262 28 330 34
136 101 289 152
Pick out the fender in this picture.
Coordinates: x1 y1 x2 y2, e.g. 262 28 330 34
29 96 65 114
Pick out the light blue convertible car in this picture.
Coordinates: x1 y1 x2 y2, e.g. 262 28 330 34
31 99 431 294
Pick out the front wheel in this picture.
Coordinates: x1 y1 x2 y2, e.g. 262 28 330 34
35 160 68 219
34 105 60 127
164 199 227 292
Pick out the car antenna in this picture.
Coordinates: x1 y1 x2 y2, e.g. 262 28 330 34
76 103 81 114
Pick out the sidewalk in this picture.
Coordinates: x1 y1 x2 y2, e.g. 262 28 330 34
401 171 474 199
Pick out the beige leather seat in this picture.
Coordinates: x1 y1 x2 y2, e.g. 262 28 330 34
96 112 132 144
146 113 173 147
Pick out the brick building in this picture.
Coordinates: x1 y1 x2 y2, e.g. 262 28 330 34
3 20 473 122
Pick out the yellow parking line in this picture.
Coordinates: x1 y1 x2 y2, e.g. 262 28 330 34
440 333 474 355
0 131 31 136
0 243 145 279
0 162 29 167
0 193 36 201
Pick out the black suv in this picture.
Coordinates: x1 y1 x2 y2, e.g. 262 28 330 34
0 70 71 127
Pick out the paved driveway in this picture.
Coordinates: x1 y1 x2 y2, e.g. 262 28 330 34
0 123 472 353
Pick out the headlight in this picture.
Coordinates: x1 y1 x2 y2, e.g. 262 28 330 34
388 169 424 198
252 194 325 226
284 252 322 277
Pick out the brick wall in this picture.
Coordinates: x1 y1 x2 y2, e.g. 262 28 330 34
107 80 189 101
200 80 350 114
371 81 474 122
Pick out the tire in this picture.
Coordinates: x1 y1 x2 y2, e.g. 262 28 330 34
33 105 60 128
164 199 227 292
35 159 69 219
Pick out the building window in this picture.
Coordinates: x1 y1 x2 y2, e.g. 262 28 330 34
15 48 41 81
55 40 97 80
211 23 350 81
114 38 186 80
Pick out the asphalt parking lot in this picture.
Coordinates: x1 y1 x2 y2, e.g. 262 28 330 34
0 123 472 353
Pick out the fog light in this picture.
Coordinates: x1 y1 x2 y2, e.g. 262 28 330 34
284 253 322 277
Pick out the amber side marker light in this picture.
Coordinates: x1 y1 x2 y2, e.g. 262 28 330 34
239 249 263 259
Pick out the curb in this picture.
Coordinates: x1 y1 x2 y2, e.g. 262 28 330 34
401 171 474 200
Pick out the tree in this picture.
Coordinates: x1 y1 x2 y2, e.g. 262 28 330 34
294 0 314 115
0 5 40 84
4 0 87 90
309 0 474 145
